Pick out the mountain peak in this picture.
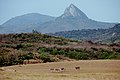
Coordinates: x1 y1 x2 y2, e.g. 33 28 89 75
69 3 75 7
60 4 88 19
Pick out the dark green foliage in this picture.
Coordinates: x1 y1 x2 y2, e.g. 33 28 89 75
39 53 51 63
26 52 33 60
37 47 120 60
97 51 120 59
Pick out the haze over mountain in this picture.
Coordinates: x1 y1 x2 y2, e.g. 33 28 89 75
37 4 115 33
0 13 55 33
0 4 115 34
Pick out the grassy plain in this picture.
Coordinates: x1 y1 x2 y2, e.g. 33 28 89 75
0 60 120 80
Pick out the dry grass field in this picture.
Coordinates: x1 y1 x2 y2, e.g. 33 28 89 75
0 60 120 80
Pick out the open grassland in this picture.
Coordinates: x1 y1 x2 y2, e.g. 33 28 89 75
0 60 120 80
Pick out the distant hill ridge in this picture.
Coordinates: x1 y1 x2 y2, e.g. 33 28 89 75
50 24 120 43
0 4 115 34
0 13 55 33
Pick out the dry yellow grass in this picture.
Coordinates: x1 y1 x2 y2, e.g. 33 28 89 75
0 60 120 80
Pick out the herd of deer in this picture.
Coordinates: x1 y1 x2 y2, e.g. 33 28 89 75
50 66 80 73
0 66 80 73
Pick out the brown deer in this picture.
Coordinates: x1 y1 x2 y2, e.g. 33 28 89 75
75 66 80 70
60 68 65 72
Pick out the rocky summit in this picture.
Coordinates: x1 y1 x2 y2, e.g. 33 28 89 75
60 4 88 19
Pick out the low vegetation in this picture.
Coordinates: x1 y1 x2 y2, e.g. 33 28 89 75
0 33 120 67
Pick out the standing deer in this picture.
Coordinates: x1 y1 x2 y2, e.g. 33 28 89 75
75 66 80 70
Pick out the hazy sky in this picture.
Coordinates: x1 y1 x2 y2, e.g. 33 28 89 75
0 0 120 25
